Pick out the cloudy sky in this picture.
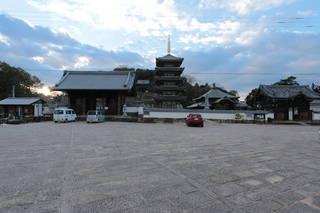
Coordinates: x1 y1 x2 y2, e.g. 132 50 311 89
0 0 319 97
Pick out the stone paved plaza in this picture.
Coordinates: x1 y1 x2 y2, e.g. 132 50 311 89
0 121 320 213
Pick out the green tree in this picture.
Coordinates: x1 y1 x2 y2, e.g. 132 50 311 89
135 69 154 80
113 66 135 71
182 80 211 106
182 74 197 85
0 62 42 99
245 88 259 109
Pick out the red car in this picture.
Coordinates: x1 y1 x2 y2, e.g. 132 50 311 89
186 114 204 127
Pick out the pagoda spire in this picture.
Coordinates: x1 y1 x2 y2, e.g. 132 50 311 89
167 35 171 55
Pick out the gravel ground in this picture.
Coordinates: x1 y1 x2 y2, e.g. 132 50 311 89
0 121 320 213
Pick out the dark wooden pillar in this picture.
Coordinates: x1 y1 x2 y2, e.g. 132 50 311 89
67 93 71 107
117 94 122 115
82 96 86 115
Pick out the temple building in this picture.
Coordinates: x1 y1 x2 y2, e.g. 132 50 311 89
255 84 320 120
153 36 186 108
187 86 240 110
53 71 136 115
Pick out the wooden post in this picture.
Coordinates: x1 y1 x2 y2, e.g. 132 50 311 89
117 94 122 115
82 96 86 115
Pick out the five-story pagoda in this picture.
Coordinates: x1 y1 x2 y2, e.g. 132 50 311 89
153 36 186 108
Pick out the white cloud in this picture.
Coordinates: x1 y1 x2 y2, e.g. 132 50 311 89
288 57 320 71
199 0 297 15
48 43 63 50
47 50 56 56
74 56 90 68
180 29 320 97
178 21 242 45
235 30 259 45
297 10 318 17
0 33 10 46
179 34 227 45
28 0 227 36
0 14 146 83
32 56 44 63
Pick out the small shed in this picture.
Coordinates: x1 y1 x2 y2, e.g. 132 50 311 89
0 97 45 118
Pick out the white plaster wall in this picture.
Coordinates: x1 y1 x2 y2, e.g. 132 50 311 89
311 106 320 112
312 112 320 120
266 113 274 120
123 106 139 113
288 107 293 121
145 111 263 120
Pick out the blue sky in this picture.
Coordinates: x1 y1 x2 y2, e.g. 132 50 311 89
0 0 319 97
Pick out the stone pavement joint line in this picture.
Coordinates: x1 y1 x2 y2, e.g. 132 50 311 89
0 122 320 212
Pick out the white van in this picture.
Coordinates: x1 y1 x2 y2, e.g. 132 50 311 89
86 110 105 123
53 108 77 123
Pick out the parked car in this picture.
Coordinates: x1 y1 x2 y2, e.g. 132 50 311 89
86 110 105 123
53 108 77 123
186 114 204 127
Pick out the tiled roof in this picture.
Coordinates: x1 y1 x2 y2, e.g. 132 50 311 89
156 54 184 67
186 102 206 108
259 85 320 99
194 88 238 101
53 71 135 91
0 97 42 105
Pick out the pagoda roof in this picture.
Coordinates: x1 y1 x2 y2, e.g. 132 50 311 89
156 54 184 62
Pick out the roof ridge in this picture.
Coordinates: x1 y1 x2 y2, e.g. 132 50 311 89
65 70 133 74
264 84 309 87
